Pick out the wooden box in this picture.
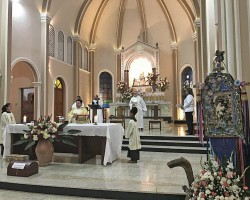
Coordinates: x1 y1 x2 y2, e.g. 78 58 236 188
7 161 38 177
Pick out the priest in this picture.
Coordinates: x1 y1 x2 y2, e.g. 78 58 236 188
68 99 88 123
129 91 147 131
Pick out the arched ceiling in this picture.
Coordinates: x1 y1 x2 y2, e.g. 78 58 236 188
44 0 199 48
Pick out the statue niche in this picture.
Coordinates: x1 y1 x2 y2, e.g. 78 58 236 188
120 40 159 91
132 72 147 86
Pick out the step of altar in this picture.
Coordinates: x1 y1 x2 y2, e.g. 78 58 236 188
122 136 208 154
123 118 171 129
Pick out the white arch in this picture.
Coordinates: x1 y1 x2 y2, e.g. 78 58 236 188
97 69 114 102
11 57 41 81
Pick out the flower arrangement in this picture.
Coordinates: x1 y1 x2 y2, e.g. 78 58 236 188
146 72 160 85
117 81 126 93
121 88 133 102
157 77 169 92
14 115 79 150
186 154 249 200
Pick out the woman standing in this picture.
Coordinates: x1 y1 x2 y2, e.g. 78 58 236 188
125 107 141 163
0 103 16 155
181 88 194 135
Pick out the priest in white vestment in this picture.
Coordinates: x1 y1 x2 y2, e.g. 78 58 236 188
0 103 16 155
129 91 147 131
68 99 88 123
71 96 84 110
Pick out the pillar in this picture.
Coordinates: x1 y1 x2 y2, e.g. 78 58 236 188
171 42 178 121
40 13 51 115
89 44 96 99
0 0 12 107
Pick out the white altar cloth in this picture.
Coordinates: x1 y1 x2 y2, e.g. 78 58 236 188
3 123 124 165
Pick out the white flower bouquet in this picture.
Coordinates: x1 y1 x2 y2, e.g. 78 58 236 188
14 115 80 150
186 154 249 200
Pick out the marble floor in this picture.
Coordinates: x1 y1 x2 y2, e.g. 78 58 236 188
0 123 204 199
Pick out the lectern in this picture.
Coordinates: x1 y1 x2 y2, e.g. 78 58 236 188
88 104 103 123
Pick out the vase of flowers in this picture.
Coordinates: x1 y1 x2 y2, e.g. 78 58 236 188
146 72 160 93
14 115 80 166
121 88 133 102
35 139 54 166
157 77 170 92
185 154 249 200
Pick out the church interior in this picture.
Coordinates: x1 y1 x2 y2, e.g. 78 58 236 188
1 0 250 199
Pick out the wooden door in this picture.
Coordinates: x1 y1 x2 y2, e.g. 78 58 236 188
54 78 64 122
21 88 34 122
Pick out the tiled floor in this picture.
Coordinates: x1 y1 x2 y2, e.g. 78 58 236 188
0 123 203 199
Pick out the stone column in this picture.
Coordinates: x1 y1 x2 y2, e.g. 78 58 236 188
0 0 12 106
89 44 96 99
124 70 129 88
171 42 178 121
200 0 208 81
194 19 202 83
32 82 42 120
40 13 51 115
72 34 81 100
220 0 237 78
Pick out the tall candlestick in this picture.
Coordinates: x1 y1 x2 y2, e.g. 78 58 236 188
23 115 27 123
94 115 98 123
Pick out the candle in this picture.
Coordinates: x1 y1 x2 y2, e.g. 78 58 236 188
94 115 98 123
23 115 27 123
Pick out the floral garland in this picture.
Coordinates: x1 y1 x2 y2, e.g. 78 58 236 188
186 154 249 199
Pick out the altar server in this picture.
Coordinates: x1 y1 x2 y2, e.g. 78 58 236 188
129 91 147 131
0 103 16 155
68 99 88 123
125 107 141 163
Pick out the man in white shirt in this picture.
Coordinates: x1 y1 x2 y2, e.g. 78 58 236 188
129 91 147 131
181 88 194 135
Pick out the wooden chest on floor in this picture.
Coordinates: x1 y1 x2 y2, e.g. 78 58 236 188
7 161 38 177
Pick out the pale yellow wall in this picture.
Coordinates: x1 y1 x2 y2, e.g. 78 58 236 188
12 0 41 71
79 70 91 106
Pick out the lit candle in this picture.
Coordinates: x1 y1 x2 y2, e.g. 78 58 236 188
23 115 27 123
94 115 98 123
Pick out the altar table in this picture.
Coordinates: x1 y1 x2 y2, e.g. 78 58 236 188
3 123 124 165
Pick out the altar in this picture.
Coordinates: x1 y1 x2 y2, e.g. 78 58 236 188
3 123 124 165
110 92 172 121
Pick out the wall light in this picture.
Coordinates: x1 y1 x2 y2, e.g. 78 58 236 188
12 0 24 18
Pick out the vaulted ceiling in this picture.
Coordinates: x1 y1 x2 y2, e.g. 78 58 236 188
43 0 200 48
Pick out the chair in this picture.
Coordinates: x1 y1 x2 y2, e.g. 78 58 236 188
149 106 161 131
109 107 125 128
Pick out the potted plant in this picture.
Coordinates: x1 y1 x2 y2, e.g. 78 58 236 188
14 115 80 166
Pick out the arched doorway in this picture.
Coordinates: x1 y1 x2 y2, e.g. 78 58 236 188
54 78 65 122
99 72 112 103
11 61 38 123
